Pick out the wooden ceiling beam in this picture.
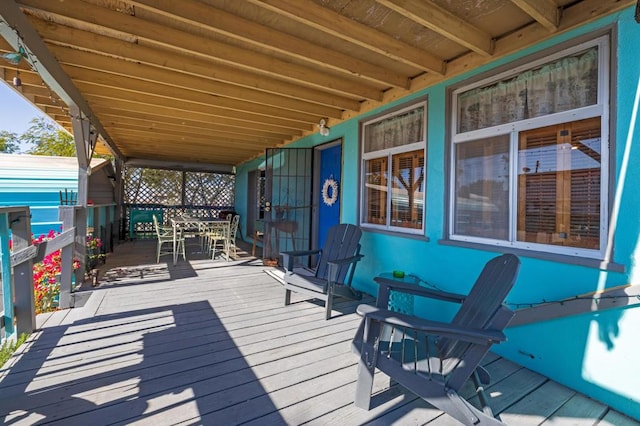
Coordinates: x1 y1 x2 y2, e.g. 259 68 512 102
247 0 445 75
78 90 313 135
108 126 282 146
0 0 123 158
121 144 259 158
125 151 243 166
48 46 356 115
129 0 408 89
65 66 342 121
77 85 313 133
94 109 299 136
510 0 560 32
124 149 247 164
31 19 382 102
85 97 309 137
72 75 319 126
18 0 395 96
102 119 292 143
97 112 298 140
108 131 274 151
122 158 235 174
376 0 494 56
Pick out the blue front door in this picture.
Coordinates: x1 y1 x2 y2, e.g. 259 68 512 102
317 144 342 249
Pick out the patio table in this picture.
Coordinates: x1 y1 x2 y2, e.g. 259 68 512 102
170 217 230 265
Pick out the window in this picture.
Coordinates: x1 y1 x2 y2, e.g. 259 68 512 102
361 102 427 233
450 36 608 259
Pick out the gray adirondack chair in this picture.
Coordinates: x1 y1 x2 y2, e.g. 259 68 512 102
281 223 364 320
352 253 520 425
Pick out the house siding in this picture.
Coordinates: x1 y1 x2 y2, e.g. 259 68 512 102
0 154 116 237
236 6 640 420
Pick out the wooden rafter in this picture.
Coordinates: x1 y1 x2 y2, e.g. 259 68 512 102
376 0 494 56
0 0 122 158
246 0 446 75
19 0 382 100
72 75 321 124
510 0 560 32
0 0 633 168
129 0 408 89
49 48 356 116
31 20 382 103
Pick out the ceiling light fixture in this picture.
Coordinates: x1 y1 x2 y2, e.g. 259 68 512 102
2 42 25 87
318 118 330 137
13 69 21 87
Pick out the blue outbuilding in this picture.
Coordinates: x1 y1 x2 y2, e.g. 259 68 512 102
0 153 116 237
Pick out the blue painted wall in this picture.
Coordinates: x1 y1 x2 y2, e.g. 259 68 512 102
236 7 640 419
0 154 116 238
0 154 78 237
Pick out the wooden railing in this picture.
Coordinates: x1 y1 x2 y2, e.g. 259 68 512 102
0 205 118 344
1 206 37 341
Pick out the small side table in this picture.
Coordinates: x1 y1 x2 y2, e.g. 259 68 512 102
377 272 420 315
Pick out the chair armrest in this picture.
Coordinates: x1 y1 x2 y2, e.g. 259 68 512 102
327 254 364 283
281 249 322 257
157 228 173 237
374 277 466 308
281 249 322 271
356 304 506 344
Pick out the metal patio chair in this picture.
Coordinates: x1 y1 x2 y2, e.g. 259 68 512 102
153 214 185 263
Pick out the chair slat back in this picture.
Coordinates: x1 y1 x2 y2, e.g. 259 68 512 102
229 215 240 240
315 224 362 283
152 214 162 238
439 254 520 370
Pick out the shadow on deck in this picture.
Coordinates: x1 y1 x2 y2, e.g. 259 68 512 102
0 239 637 425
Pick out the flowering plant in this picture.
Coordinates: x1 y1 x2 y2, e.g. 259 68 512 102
86 235 102 251
32 230 81 314
7 230 107 314
86 235 106 268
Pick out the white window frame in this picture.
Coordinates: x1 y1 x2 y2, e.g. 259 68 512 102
360 101 428 235
449 35 610 260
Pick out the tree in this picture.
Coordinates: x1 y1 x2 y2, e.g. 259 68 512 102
0 130 19 153
23 117 75 156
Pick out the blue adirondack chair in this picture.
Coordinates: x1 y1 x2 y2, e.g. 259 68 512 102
281 223 364 320
352 253 520 425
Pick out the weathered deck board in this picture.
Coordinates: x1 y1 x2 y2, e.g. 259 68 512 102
541 393 608 425
1 239 638 425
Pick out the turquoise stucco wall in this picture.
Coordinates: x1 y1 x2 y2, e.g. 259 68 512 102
497 8 640 419
235 6 640 419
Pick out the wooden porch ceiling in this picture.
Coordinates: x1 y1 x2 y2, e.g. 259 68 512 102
0 0 634 170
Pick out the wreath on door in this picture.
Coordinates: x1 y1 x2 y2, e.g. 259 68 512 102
321 177 339 207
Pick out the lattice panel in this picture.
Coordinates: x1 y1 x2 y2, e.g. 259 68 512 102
124 168 182 205
123 168 235 207
184 172 235 207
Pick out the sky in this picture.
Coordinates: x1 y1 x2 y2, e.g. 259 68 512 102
0 81 50 151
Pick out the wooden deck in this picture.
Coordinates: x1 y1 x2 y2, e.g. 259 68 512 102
1 239 638 425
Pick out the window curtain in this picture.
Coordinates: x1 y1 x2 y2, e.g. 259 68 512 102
364 107 424 153
458 47 598 133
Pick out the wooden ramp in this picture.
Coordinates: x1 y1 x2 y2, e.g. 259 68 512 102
0 240 637 425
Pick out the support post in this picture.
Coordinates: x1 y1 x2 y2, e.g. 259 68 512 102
75 207 87 293
70 105 97 208
59 207 75 309
115 160 124 241
10 209 36 336
58 206 86 309
0 212 14 339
